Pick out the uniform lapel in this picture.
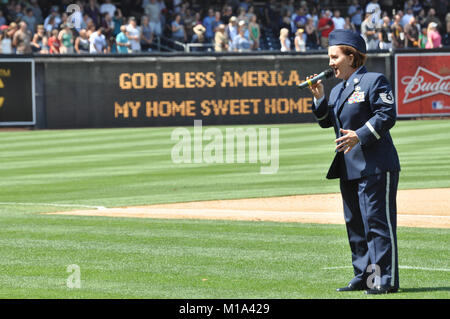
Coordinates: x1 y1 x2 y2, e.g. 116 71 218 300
333 81 346 119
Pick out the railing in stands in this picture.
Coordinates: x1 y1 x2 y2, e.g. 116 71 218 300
154 35 214 52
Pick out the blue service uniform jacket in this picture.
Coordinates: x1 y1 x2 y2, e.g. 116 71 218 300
313 66 400 180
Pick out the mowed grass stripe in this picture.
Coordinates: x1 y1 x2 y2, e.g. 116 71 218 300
0 216 448 298
1 120 450 205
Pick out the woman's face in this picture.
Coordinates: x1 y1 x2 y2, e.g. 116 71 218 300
328 45 355 80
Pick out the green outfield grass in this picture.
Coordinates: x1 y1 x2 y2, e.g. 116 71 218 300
0 119 449 298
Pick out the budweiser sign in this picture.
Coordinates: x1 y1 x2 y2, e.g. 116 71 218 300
395 53 450 117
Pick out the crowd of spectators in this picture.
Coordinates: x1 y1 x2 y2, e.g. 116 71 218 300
275 0 449 52
0 0 448 55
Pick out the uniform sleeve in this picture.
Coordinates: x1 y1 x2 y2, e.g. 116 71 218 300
355 75 396 146
312 96 333 128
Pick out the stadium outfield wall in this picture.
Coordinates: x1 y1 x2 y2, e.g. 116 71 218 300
0 49 448 129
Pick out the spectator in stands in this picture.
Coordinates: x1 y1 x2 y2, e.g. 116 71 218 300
10 3 24 23
442 21 450 47
89 27 107 53
44 7 61 34
112 9 124 36
7 22 18 40
60 12 70 30
202 8 215 43
85 0 101 28
280 11 292 34
305 18 319 50
391 14 404 49
48 28 61 54
361 12 379 51
80 13 90 32
191 24 207 52
74 29 91 54
183 8 196 41
126 17 141 52
279 27 291 52
31 24 49 53
171 14 186 43
416 9 427 27
212 11 224 37
246 6 256 24
0 11 6 27
307 6 320 29
365 0 381 18
0 29 13 54
404 16 420 48
29 0 44 25
294 28 305 52
248 14 260 50
214 23 228 52
44 16 55 37
232 21 251 52
221 5 232 25
172 0 182 14
264 0 280 33
378 16 393 50
140 15 153 52
281 0 295 19
107 35 117 53
239 0 252 12
292 7 307 34
403 0 414 12
411 0 423 16
425 22 442 49
193 11 202 27
237 7 248 25
318 10 334 49
116 25 131 54
145 0 162 37
424 8 442 33
418 26 428 48
100 0 117 19
227 0 240 13
343 17 356 32
401 8 414 28
101 12 114 40
86 18 97 38
58 24 74 54
12 22 32 54
226 16 238 50
332 10 345 30
23 8 37 35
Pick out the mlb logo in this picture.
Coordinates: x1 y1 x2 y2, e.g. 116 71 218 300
432 101 443 110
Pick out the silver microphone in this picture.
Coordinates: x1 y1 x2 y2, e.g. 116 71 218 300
298 68 334 89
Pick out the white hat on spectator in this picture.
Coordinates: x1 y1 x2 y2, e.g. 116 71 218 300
193 24 206 35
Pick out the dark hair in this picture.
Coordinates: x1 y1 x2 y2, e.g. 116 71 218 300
340 45 367 69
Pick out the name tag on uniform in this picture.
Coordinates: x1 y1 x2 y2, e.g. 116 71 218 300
348 91 365 104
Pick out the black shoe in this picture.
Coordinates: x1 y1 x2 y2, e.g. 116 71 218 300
336 283 365 292
365 285 398 295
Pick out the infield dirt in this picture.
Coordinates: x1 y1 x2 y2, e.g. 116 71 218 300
47 188 450 228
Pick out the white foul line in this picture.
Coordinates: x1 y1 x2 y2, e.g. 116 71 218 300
0 202 106 210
